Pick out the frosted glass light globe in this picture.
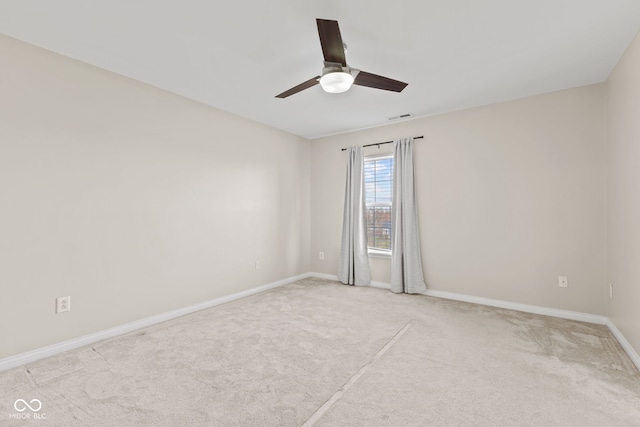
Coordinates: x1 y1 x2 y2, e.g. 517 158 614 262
319 71 354 93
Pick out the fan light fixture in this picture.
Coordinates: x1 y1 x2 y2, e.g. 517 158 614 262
274 19 408 99
319 71 354 93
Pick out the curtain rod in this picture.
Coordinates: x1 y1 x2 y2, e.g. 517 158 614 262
340 136 423 151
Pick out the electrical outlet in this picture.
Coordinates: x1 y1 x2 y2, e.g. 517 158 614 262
255 260 260 270
559 276 568 288
319 252 325 260
609 283 613 299
56 296 71 313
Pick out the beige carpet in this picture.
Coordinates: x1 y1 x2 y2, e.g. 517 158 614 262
1 277 639 426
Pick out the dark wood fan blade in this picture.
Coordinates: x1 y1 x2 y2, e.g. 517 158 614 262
354 71 408 92
316 19 346 66
275 76 321 98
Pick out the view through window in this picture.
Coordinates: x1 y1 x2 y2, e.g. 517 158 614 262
364 155 393 251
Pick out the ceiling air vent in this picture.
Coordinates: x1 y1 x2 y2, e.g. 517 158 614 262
388 113 412 121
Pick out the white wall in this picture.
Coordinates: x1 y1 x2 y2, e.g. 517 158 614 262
311 85 607 315
0 35 310 360
606 30 640 353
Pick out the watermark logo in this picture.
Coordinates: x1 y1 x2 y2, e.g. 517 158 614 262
9 399 46 420
14 399 42 412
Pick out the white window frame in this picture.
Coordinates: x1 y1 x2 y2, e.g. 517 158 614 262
364 153 393 258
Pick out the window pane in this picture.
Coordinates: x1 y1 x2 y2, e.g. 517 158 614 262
375 158 392 181
372 207 391 228
365 183 375 204
373 228 391 249
375 181 392 203
364 156 393 252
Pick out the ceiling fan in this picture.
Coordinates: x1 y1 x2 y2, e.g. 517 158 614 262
275 19 408 98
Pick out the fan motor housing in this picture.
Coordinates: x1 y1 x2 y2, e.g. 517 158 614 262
322 62 359 79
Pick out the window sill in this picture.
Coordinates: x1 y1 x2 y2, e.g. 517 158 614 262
368 249 392 259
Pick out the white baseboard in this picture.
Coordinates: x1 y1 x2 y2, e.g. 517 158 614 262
422 288 607 325
605 319 640 371
308 273 388 290
309 272 338 281
310 273 606 325
0 273 311 373
370 280 391 290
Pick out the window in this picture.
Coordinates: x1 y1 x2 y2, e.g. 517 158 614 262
364 155 393 253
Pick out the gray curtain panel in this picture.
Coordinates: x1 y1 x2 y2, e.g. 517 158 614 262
337 146 371 286
391 138 427 294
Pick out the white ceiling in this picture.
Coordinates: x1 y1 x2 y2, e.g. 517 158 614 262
1 1 640 139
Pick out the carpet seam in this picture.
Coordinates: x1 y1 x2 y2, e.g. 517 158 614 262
301 320 414 426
